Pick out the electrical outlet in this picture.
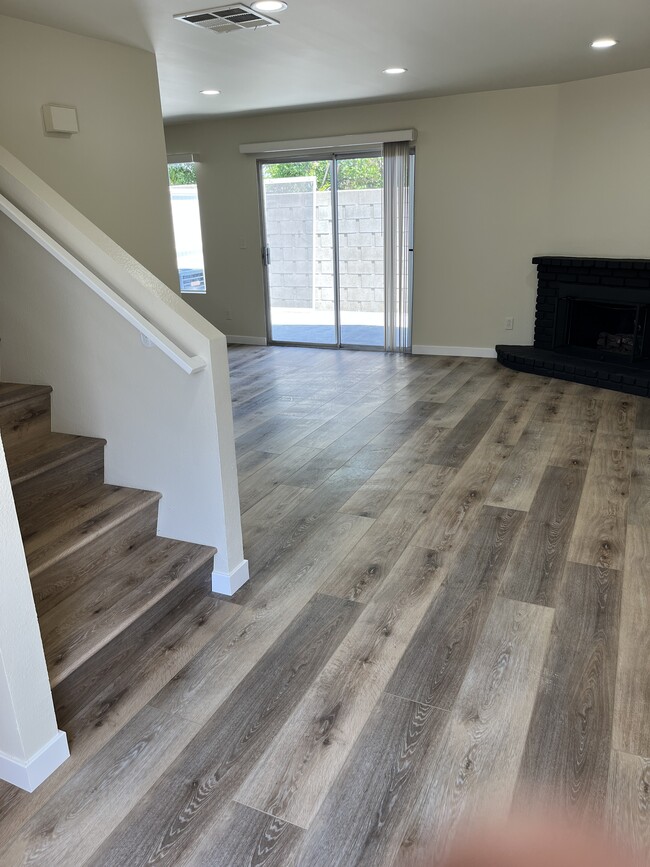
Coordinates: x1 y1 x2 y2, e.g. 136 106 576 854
505 317 514 331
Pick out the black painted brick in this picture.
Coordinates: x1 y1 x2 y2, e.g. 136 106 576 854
526 256 650 395
496 348 650 398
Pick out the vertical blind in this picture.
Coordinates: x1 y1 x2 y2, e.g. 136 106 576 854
383 141 412 353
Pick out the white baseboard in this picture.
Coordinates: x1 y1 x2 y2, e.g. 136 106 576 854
0 730 69 792
412 345 497 358
227 339 495 357
226 335 267 346
212 559 250 596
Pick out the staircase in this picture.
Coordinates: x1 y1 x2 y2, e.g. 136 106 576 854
0 382 216 725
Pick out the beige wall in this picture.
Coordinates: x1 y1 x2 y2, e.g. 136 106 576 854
549 70 650 259
165 67 650 349
0 14 177 288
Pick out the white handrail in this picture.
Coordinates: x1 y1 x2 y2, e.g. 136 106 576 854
0 193 206 375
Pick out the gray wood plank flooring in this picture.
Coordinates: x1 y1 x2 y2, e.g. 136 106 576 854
514 560 621 817
0 344 649 866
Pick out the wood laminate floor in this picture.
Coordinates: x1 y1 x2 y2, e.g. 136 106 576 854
1 345 649 865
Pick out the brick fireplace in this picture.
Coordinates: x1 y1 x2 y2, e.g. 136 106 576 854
497 256 650 396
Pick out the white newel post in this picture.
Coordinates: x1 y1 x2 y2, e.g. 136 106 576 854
0 434 68 791
207 333 250 596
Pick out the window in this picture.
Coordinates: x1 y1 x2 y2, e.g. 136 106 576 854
168 161 206 294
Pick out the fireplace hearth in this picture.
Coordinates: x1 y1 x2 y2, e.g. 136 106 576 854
497 256 650 396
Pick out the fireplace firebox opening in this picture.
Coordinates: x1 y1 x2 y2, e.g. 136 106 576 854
560 297 650 363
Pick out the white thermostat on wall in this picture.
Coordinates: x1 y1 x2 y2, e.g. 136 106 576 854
42 104 79 135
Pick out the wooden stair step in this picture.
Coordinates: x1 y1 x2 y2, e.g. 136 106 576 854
40 536 216 687
0 383 52 447
52 563 225 727
31 500 160 616
13 446 106 535
54 582 238 729
24 486 162 578
0 382 52 408
6 432 106 487
36 531 171 626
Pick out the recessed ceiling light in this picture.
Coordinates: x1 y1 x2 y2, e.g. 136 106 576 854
251 0 288 11
383 67 407 75
200 89 221 95
591 37 618 49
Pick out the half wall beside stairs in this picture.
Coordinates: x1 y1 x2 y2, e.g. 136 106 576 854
0 144 248 789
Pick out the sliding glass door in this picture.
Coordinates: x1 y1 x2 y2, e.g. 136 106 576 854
259 151 412 350
336 156 385 347
261 161 337 345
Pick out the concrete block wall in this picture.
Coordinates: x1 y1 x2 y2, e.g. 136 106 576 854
315 189 384 312
265 181 384 312
265 183 315 308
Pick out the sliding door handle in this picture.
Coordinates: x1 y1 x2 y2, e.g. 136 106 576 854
261 245 271 266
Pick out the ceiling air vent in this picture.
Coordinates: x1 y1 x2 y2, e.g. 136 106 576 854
174 4 279 33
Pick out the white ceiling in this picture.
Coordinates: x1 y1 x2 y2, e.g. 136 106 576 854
1 0 649 121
